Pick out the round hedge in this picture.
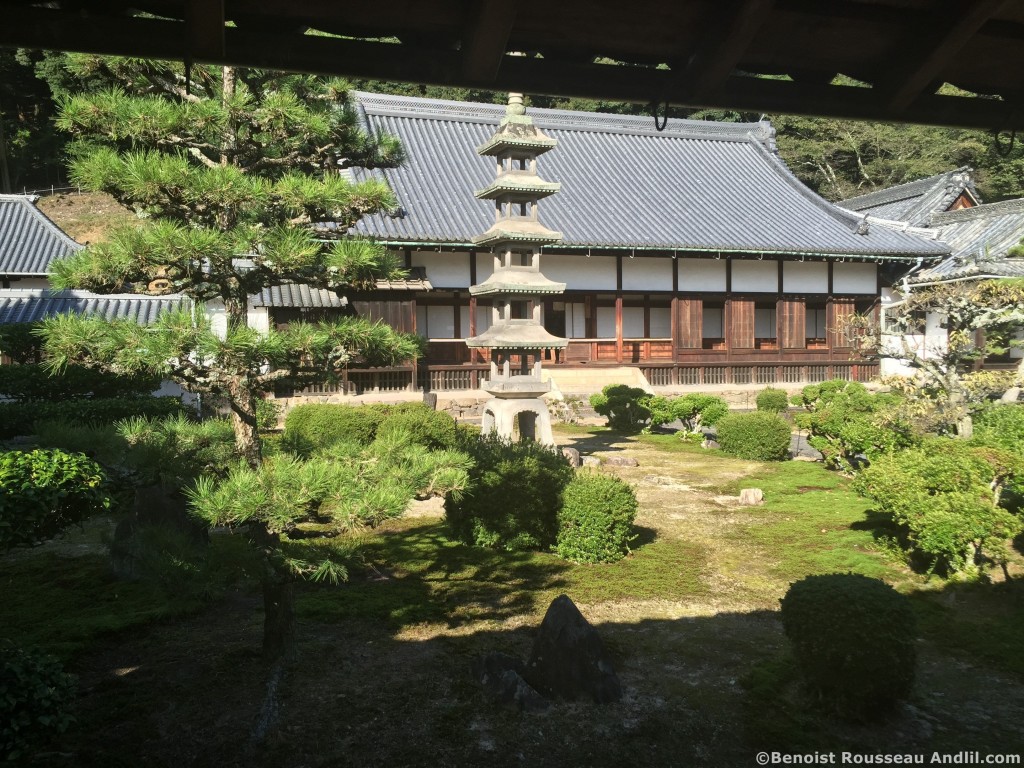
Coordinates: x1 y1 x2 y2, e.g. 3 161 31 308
715 412 791 461
376 405 458 450
780 573 917 719
755 387 789 413
555 471 638 563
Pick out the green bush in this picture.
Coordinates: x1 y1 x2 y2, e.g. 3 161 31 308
0 396 185 439
673 393 729 431
555 471 638 563
0 322 43 364
284 403 387 452
0 448 111 551
590 384 652 432
855 437 1023 575
791 380 913 471
973 404 1024 457
444 433 573 551
715 412 791 461
376 404 458 451
780 573 917 719
256 398 284 432
756 387 789 413
0 363 159 401
1 642 77 761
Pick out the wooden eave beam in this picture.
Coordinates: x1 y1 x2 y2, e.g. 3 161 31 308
681 0 776 98
884 0 1012 113
186 0 225 61
460 1 517 82
2 4 1023 132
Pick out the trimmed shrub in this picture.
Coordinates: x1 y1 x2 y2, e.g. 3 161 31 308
973 404 1024 457
780 573 917 719
256 398 284 432
715 412 791 461
0 448 111 551
855 437 1023 574
590 384 652 432
674 393 729 432
0 363 160 401
0 322 43 364
756 387 789 413
376 404 458 451
555 471 638 563
1 642 77 761
0 396 185 439
284 403 386 451
445 433 573 551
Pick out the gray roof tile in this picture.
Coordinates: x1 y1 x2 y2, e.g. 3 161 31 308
0 290 187 324
252 277 432 308
349 93 948 259
0 195 82 275
840 168 980 227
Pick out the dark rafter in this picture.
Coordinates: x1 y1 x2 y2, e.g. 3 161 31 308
681 0 776 99
2 0 1024 131
460 1 517 81
884 0 1012 113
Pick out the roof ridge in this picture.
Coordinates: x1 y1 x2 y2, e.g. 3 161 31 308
0 194 84 253
930 197 1024 225
353 91 774 145
840 167 973 210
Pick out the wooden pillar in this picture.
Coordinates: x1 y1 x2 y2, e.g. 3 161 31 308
615 296 624 363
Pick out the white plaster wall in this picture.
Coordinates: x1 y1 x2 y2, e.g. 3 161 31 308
568 302 586 338
622 306 645 337
732 261 778 293
595 306 616 338
411 251 471 288
650 307 671 338
622 256 673 291
543 254 617 290
475 252 495 283
678 258 726 291
783 262 828 293
6 278 51 290
247 306 270 335
207 299 227 339
834 262 877 294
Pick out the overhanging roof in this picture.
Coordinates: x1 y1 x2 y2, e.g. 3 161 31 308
2 1 1024 131
0 289 187 324
840 168 980 227
0 195 82 276
349 93 949 260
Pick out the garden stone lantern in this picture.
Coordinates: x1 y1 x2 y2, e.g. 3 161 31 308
466 93 567 445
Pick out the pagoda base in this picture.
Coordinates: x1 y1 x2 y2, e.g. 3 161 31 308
480 396 555 446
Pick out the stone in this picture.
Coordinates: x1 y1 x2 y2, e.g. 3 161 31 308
422 392 438 410
604 456 639 467
561 447 582 467
738 488 764 506
1000 386 1021 404
524 594 622 704
473 652 549 712
581 456 602 468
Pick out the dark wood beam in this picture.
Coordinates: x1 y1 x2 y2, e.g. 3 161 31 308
682 0 776 98
885 0 1012 112
2 3 1023 132
460 1 517 81
186 0 225 61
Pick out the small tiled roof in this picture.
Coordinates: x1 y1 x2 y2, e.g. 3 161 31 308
0 195 82 275
840 168 980 227
0 290 187 324
348 93 949 260
252 277 432 308
906 199 1024 284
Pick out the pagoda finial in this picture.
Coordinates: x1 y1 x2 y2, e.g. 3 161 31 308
507 92 526 117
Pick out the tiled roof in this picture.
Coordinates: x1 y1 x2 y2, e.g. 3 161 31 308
0 290 186 324
348 93 949 260
839 168 980 227
906 199 1024 284
252 277 432 308
0 195 82 275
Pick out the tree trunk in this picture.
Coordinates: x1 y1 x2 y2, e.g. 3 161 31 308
220 66 236 168
229 379 262 469
251 522 294 661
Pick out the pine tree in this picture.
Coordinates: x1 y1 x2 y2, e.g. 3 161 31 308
39 58 419 467
37 58 431 658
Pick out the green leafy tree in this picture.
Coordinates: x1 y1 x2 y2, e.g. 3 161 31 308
851 280 1024 438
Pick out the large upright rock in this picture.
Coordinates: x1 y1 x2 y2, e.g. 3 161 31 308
524 594 622 703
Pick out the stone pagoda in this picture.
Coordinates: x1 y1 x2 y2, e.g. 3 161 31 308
466 93 567 445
